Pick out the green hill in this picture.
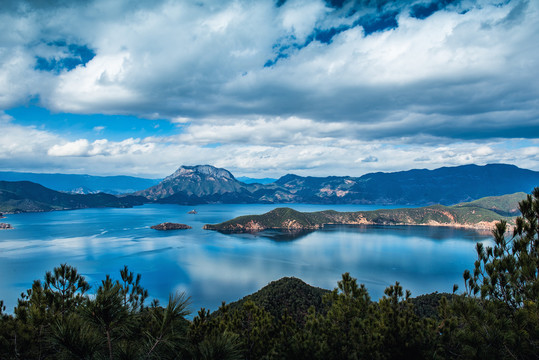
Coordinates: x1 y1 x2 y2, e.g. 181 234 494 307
219 277 330 324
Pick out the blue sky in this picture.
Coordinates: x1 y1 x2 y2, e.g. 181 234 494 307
0 0 538 178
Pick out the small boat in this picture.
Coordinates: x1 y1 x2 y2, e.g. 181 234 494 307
187 209 197 214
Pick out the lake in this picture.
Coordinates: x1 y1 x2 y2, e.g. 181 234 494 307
0 203 493 314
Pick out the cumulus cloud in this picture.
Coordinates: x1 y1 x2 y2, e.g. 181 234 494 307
0 111 58 157
0 1 536 133
47 138 155 157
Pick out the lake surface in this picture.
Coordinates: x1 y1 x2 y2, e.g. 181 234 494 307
0 204 493 314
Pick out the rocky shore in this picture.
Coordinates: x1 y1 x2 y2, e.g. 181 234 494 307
151 222 192 230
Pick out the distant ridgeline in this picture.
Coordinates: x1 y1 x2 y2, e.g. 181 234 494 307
0 180 146 213
1 163 538 213
0 171 160 194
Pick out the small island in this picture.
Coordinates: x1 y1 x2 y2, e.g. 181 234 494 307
187 209 197 214
0 223 14 230
151 222 192 231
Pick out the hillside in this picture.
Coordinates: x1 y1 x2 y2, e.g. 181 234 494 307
0 181 146 213
452 192 526 216
203 192 524 232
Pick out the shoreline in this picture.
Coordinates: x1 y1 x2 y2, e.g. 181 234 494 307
205 221 507 234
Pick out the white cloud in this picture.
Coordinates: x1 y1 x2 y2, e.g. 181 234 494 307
0 0 537 177
279 0 328 42
48 139 91 157
177 116 348 145
50 52 139 113
473 146 494 156
47 138 155 157
0 111 59 157
0 0 535 133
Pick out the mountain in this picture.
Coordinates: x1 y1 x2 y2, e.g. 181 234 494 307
135 165 263 204
203 192 526 232
0 171 160 194
136 163 539 206
0 181 146 213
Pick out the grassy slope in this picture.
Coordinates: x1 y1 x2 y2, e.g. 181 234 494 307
204 193 522 231
452 192 526 216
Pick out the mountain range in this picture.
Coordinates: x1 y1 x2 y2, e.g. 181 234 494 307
1 163 538 213
135 163 539 206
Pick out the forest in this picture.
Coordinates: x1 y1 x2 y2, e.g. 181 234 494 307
0 189 538 359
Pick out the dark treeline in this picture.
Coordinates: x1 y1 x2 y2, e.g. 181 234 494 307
1 189 539 359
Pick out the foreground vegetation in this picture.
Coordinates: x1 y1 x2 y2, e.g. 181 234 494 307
1 189 539 359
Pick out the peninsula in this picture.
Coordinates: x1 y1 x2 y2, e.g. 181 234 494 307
203 193 525 233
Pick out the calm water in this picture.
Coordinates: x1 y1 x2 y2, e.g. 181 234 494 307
0 204 493 314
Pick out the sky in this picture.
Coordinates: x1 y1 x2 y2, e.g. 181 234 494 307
0 0 538 178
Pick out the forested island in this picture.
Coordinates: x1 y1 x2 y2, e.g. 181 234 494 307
0 189 538 359
204 192 524 232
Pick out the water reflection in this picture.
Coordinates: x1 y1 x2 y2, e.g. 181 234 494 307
217 229 316 242
0 204 493 314
217 224 491 242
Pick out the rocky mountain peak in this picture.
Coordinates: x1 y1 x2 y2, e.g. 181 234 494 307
164 165 235 182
